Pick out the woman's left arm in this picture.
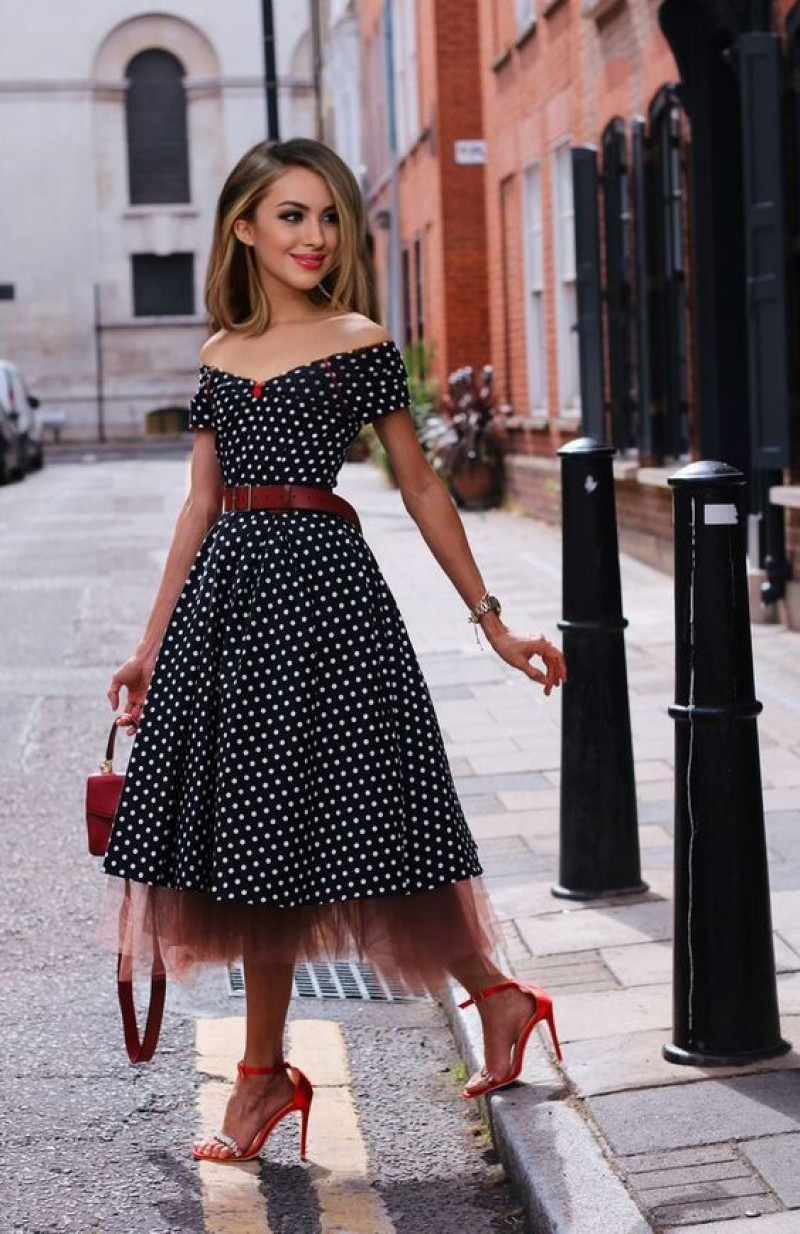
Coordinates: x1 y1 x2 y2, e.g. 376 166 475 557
376 412 567 696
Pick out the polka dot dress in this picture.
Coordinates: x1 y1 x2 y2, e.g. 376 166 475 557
103 340 484 911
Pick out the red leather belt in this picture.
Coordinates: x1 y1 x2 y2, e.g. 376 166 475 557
222 483 361 531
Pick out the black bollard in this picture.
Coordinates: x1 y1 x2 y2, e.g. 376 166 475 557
663 461 790 1065
554 438 647 900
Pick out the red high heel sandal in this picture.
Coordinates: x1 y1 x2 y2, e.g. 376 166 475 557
192 1059 314 1163
458 979 563 1099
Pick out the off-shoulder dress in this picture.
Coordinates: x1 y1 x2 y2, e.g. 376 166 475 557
100 340 500 990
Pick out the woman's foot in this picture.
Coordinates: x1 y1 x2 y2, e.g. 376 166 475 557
193 1065 297 1161
465 980 539 1094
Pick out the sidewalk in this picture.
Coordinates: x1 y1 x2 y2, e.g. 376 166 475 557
342 461 800 1233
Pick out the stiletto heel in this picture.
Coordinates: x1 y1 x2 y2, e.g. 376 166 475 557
296 1069 314 1159
192 1059 314 1163
458 978 563 1099
543 1003 562 1061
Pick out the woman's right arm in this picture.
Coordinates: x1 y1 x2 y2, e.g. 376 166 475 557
107 429 223 733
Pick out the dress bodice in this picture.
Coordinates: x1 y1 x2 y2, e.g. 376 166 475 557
188 338 412 489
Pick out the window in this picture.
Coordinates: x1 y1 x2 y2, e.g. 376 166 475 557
391 0 420 155
499 175 515 404
552 142 580 417
125 49 190 205
132 253 194 317
522 163 548 412
516 0 536 32
0 284 14 301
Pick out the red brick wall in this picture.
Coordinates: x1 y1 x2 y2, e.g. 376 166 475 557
359 1 800 587
477 0 677 438
431 0 489 375
358 0 488 387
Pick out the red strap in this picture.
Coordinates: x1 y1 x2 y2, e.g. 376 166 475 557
117 880 166 1064
237 1059 289 1076
457 980 518 1010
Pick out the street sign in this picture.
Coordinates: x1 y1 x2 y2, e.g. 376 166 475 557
454 140 487 165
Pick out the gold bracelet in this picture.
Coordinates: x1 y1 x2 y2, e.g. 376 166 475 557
467 592 502 624
467 592 502 649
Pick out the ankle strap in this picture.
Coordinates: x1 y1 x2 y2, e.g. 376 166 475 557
237 1058 289 1076
457 980 518 1010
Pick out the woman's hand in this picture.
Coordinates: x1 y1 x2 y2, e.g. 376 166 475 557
486 628 567 696
107 653 156 734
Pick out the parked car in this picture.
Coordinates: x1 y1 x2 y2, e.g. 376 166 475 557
0 359 45 480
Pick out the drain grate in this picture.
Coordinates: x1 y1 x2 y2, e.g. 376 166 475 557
227 959 430 1003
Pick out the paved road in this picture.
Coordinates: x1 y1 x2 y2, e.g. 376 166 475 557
0 452 526 1234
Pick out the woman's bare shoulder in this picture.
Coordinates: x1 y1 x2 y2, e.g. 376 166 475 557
329 313 392 352
200 330 230 367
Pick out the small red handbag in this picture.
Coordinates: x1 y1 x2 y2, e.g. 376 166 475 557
85 718 132 856
86 716 166 1064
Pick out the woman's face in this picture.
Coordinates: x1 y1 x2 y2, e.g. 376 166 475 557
234 166 341 294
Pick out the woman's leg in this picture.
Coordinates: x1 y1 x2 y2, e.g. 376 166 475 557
449 954 541 1085
243 956 295 1065
193 958 296 1160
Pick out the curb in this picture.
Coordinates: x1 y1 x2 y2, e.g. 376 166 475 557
440 977 652 1234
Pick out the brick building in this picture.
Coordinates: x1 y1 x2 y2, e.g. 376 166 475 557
359 0 800 627
476 0 681 570
358 0 489 383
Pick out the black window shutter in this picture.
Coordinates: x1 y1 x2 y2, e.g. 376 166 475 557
572 146 606 442
126 50 190 205
650 87 689 460
785 8 800 420
631 118 655 460
739 32 791 470
602 119 636 450
401 247 413 347
414 236 424 344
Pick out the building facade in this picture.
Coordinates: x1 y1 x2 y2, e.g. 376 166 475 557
357 0 489 386
0 1 317 440
477 0 683 568
357 0 799 620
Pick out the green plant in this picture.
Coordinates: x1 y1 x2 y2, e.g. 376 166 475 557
449 1058 468 1085
370 338 439 484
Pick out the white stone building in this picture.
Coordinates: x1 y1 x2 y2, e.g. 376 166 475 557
0 1 335 440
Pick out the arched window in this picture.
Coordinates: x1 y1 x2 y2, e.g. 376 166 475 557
125 49 190 205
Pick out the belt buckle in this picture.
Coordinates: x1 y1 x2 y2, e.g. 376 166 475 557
246 484 253 512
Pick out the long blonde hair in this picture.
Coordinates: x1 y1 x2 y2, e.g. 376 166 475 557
205 138 381 335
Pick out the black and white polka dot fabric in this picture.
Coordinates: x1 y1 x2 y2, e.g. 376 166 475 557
103 340 484 907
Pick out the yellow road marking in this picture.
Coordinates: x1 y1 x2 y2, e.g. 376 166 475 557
288 1020 395 1234
195 1015 396 1234
196 1018 270 1234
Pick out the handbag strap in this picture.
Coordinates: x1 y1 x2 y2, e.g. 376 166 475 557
117 879 166 1063
102 715 139 773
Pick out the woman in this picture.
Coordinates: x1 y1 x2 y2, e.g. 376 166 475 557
102 137 567 1165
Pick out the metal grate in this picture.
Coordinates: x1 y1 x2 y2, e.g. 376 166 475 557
227 960 430 1003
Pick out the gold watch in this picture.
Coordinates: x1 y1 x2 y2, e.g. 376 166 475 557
467 592 502 624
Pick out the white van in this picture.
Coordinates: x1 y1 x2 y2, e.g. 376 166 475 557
0 359 45 481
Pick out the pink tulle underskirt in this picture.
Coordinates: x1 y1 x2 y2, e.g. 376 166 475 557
97 874 504 995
